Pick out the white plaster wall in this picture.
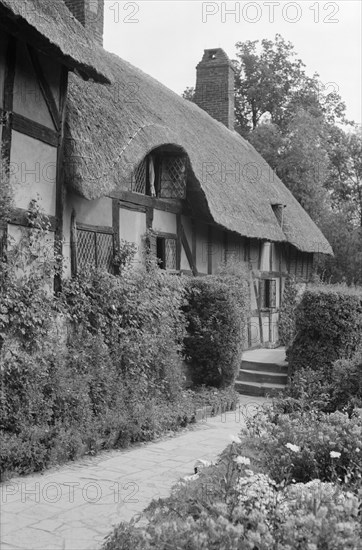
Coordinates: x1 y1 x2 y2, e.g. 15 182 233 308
211 227 224 273
69 193 112 226
227 233 244 263
249 240 260 270
195 221 208 274
260 242 270 272
119 208 146 263
7 223 55 284
153 210 176 234
10 131 57 215
13 41 55 129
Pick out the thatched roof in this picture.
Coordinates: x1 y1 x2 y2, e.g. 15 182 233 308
0 0 110 83
65 50 332 255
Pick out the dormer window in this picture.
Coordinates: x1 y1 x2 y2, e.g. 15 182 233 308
159 155 187 199
272 203 286 228
131 152 187 199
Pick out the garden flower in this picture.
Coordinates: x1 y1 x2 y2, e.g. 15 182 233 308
330 451 341 458
285 443 300 452
234 456 251 465
230 435 242 444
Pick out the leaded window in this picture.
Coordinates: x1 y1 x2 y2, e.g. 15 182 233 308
132 158 147 194
76 227 114 273
159 156 187 199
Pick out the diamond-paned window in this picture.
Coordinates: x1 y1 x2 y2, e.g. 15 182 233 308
77 229 114 273
155 235 178 271
159 156 187 199
132 158 147 194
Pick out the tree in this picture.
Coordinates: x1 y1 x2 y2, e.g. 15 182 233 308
326 126 362 226
233 34 347 135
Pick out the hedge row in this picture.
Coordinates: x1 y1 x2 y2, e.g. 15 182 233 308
288 284 362 373
183 264 249 388
0 227 249 478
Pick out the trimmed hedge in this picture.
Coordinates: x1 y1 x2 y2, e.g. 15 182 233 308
288 285 362 373
183 271 249 388
278 275 298 349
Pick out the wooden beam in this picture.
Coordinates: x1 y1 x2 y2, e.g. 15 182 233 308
11 111 59 147
112 199 120 274
1 36 16 168
9 207 57 231
180 223 198 276
54 66 68 293
207 225 212 275
176 214 181 271
223 230 228 263
191 218 197 268
70 210 77 277
146 206 154 229
111 190 188 215
76 222 113 234
27 46 60 132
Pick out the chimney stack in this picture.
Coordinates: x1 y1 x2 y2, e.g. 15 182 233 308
63 0 104 47
194 49 235 131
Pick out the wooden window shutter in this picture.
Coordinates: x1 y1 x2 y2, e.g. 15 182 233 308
259 279 266 309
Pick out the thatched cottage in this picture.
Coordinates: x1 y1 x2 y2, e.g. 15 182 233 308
1 0 332 349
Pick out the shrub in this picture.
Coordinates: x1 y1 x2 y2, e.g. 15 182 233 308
103 441 362 550
330 349 362 411
243 404 362 489
288 284 362 373
278 275 298 349
183 268 249 388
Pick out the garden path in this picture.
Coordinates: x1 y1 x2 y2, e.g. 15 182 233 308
0 395 267 550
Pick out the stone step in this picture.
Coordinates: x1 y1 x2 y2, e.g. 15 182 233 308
241 360 288 374
235 380 287 397
238 369 288 385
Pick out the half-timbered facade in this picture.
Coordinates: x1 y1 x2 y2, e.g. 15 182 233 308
0 0 109 284
1 0 332 350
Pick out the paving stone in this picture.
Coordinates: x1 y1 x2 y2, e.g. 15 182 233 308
0 398 268 549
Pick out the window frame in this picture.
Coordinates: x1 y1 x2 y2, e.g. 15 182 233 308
131 153 187 200
149 230 179 272
72 222 115 276
259 277 277 310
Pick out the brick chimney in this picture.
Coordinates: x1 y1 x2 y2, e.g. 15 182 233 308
63 0 104 46
194 49 235 130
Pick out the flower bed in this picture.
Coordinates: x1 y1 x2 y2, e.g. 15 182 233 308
103 432 362 550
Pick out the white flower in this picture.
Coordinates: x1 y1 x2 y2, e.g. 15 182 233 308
230 435 242 444
182 474 199 482
356 448 360 453
244 469 254 476
285 443 300 453
234 455 251 465
330 451 341 459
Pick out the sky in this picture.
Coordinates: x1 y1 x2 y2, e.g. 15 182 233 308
103 0 362 124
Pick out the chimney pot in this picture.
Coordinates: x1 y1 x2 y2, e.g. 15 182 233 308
63 0 104 47
194 48 235 130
